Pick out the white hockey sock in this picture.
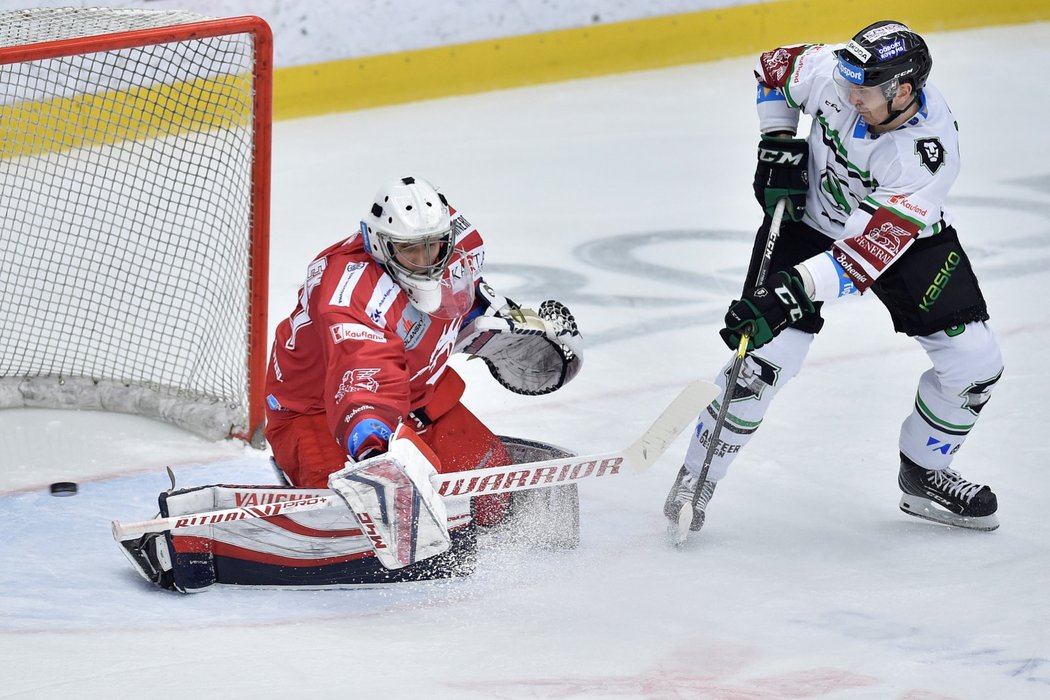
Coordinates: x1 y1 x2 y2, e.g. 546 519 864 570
685 328 813 481
899 323 1003 469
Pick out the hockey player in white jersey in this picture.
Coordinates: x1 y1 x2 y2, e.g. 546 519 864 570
666 21 1003 536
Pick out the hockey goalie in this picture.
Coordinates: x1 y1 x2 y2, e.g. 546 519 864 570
116 176 586 592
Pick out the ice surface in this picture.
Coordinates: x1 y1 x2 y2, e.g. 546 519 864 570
2 22 1049 699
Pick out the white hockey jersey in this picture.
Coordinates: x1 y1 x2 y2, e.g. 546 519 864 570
755 43 961 301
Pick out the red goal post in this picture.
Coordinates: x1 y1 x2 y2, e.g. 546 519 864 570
0 9 272 443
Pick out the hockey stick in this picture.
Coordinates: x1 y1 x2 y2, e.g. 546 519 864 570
112 379 719 541
671 197 788 544
436 378 719 497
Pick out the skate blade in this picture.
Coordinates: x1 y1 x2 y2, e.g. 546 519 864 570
899 495 999 532
668 508 693 546
117 536 162 584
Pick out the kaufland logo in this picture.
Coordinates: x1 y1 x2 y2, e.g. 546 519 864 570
330 323 385 344
837 59 864 84
888 193 929 218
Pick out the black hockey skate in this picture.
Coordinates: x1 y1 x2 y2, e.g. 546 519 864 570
898 453 998 531
664 465 717 545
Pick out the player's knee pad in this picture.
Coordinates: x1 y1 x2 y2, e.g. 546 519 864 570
917 321 1003 401
687 328 814 481
719 327 813 408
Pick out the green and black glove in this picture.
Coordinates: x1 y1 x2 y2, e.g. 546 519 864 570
719 269 814 351
753 136 809 221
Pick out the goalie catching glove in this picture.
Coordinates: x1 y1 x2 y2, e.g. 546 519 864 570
456 282 583 396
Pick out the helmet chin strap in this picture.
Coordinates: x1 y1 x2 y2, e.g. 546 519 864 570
878 88 920 126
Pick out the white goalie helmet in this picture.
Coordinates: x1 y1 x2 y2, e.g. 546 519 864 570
361 176 475 318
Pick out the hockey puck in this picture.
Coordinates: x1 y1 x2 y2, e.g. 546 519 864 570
49 482 78 497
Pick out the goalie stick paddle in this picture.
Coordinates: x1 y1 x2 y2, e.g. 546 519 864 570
111 379 719 542
670 197 788 546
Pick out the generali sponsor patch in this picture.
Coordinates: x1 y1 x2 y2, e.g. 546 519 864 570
839 207 919 280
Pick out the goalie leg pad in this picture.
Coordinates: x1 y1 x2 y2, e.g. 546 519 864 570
119 483 474 592
494 436 581 549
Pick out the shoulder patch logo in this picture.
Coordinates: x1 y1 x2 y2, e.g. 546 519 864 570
329 261 366 307
915 137 945 175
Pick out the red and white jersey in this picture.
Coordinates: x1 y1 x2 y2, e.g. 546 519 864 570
265 205 485 452
755 43 961 296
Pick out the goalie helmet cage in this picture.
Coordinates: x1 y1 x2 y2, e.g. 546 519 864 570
0 9 272 443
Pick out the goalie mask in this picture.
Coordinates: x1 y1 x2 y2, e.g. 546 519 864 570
361 176 475 318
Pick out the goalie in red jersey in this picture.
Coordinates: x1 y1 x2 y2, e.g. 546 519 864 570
116 176 583 592
264 175 583 527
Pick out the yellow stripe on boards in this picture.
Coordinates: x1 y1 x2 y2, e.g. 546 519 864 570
3 0 1045 150
272 0 1050 120
0 73 252 160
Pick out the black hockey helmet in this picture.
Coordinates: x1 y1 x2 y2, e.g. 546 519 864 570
834 21 932 92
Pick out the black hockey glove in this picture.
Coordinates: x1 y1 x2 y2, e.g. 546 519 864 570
753 136 808 221
720 269 814 351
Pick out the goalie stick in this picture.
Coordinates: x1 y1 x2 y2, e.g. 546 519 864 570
112 379 719 542
670 197 788 546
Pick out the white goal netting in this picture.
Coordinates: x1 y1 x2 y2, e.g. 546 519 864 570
0 9 270 440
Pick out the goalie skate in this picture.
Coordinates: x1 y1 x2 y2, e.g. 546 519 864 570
117 532 175 589
898 453 999 531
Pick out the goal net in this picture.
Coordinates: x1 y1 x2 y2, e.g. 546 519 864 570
0 9 271 442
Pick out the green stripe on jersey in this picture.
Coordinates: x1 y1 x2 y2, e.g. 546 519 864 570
781 44 816 110
815 114 877 187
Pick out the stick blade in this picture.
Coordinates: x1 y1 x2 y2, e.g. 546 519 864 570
667 508 693 547
623 380 720 472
